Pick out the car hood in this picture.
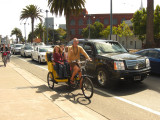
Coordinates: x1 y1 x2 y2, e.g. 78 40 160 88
39 52 46 56
25 50 32 52
100 52 146 60
15 47 21 49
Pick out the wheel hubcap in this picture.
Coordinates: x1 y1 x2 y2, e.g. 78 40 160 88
98 71 106 85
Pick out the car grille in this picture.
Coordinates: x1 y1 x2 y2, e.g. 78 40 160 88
125 59 146 70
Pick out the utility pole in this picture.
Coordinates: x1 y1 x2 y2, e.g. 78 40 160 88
46 10 49 45
110 0 113 40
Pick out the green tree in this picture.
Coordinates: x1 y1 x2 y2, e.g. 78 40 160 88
154 5 160 46
131 8 147 44
11 28 23 43
82 21 104 38
100 26 117 39
34 23 45 41
56 28 67 43
146 0 155 48
20 5 43 43
48 0 85 41
117 21 133 48
28 31 37 43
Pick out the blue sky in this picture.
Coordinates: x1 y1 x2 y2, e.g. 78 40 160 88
0 0 160 39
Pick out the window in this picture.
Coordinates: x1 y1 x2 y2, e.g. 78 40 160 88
87 19 92 24
138 50 148 56
130 41 133 46
95 19 100 22
104 18 109 25
84 43 94 55
70 29 75 35
122 41 125 45
70 19 75 25
79 29 82 35
148 50 159 58
113 18 118 25
121 18 126 23
78 19 83 26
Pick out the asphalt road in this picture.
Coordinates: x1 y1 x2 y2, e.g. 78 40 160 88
10 55 160 120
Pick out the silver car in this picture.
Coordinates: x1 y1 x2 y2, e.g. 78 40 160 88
13 44 23 55
20 45 33 57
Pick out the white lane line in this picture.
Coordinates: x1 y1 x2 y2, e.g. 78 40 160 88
16 57 48 71
15 56 160 116
95 88 160 116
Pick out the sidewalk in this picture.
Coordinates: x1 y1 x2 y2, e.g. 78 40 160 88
0 60 107 120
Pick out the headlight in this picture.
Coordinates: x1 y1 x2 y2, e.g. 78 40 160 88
114 61 125 70
146 58 150 68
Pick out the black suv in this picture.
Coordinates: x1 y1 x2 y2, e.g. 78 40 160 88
67 39 151 87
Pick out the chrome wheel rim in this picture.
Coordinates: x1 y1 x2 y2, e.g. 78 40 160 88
98 71 106 86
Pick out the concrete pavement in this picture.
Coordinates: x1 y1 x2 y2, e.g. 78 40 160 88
0 60 108 120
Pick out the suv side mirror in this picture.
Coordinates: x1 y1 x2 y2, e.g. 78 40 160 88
86 50 94 56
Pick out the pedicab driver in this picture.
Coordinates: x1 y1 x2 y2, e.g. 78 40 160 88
68 38 92 87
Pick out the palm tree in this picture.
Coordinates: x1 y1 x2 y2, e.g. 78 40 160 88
146 0 155 48
34 23 45 41
48 0 86 41
20 4 43 43
11 28 22 43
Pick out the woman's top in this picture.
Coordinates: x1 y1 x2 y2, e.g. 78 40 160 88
53 52 64 64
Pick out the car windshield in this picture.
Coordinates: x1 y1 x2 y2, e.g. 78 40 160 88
95 42 127 54
25 46 33 50
39 47 52 52
15 45 22 47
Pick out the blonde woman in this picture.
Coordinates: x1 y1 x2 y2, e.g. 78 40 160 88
53 45 67 78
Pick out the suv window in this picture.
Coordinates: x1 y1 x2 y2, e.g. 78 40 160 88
95 42 127 54
148 50 159 58
83 43 94 55
138 50 148 56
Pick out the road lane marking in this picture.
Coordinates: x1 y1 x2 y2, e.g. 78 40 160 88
15 56 48 71
95 88 160 116
14 55 160 116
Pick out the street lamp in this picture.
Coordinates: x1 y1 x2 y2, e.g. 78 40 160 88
20 22 29 43
110 0 113 40
40 9 49 45
84 14 95 39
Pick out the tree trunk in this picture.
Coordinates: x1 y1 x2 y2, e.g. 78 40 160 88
146 0 155 48
31 18 34 43
16 35 18 44
66 13 70 42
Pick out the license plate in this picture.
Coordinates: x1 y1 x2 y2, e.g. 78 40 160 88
134 76 141 80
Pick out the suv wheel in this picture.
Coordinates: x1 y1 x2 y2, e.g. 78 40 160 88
97 68 109 87
31 55 34 61
38 57 41 64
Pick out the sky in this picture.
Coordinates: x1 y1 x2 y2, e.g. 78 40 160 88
0 0 160 39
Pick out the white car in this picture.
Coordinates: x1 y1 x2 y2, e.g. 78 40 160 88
31 46 53 63
13 44 23 55
20 45 33 57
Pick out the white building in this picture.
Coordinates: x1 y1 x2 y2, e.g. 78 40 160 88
45 17 54 29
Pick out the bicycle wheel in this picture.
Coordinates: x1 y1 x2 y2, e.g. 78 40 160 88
3 56 7 67
82 76 94 99
47 72 54 89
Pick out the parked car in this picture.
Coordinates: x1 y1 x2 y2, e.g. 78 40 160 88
31 46 53 63
135 48 160 74
20 44 33 57
12 44 23 55
68 39 151 87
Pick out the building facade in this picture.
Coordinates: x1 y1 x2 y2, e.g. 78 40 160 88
68 9 133 39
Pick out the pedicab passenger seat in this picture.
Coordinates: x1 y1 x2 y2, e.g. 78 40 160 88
46 52 54 72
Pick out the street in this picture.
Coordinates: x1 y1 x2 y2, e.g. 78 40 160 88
10 55 160 120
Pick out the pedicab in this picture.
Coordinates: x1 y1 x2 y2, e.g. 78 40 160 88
45 52 94 99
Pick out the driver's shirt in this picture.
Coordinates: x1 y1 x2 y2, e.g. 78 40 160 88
68 45 89 63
